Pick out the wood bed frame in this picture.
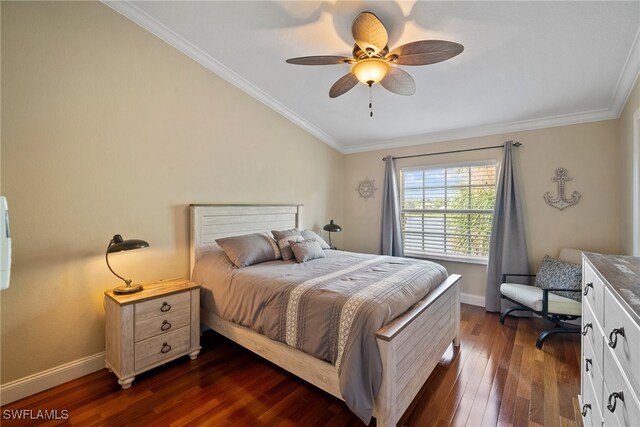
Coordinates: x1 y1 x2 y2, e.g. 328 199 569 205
190 204 461 426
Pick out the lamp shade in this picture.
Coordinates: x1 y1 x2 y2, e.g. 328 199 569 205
107 234 149 253
351 58 391 85
323 220 342 233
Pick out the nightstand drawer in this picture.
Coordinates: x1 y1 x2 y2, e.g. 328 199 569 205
135 326 191 371
135 291 190 322
135 310 191 342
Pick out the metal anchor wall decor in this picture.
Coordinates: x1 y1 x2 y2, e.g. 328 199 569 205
544 167 581 210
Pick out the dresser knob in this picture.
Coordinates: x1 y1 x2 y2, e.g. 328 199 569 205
581 403 591 417
583 282 593 296
585 358 592 372
161 342 172 354
160 302 171 313
582 323 592 336
607 391 624 412
608 327 625 348
161 320 172 332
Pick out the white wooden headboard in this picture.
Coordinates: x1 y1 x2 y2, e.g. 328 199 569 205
189 204 303 276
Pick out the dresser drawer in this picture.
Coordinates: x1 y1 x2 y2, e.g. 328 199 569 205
135 326 191 371
135 291 191 323
583 262 605 322
604 287 640 395
603 347 640 427
580 370 603 427
582 336 604 414
135 309 191 342
582 301 604 372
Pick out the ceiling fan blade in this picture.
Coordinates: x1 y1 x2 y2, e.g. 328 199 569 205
329 73 359 98
352 12 388 56
286 56 352 65
388 40 464 65
380 68 416 96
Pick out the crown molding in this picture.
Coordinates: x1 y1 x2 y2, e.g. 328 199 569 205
609 27 640 116
101 1 345 153
341 107 618 154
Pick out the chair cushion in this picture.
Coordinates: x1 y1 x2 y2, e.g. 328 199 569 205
535 255 582 302
500 283 582 316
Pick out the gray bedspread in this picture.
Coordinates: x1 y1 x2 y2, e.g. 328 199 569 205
192 249 448 423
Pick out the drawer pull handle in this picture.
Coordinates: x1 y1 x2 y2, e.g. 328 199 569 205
161 342 172 354
583 282 593 296
607 391 624 412
608 327 625 348
581 403 591 417
585 358 592 372
160 302 171 313
582 323 592 336
161 320 172 332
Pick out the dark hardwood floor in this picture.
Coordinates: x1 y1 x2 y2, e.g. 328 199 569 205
1 304 582 426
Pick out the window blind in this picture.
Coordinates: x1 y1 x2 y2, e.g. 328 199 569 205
400 162 497 261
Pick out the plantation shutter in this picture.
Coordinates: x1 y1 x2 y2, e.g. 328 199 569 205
400 162 497 262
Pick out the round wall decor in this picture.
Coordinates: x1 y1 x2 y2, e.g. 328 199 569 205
357 178 378 200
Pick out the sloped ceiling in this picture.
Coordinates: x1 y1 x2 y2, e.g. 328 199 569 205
105 1 640 153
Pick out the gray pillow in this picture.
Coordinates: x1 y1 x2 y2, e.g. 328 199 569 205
290 239 326 263
299 230 331 250
534 255 582 302
272 229 304 261
216 232 281 268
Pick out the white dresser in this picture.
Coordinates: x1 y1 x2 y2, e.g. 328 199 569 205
580 253 640 427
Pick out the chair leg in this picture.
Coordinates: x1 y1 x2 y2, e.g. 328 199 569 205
536 328 581 349
500 307 531 324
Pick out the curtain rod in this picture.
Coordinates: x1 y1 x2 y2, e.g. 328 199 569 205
382 141 521 161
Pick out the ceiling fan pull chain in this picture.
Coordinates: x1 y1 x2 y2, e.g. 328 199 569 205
369 85 373 118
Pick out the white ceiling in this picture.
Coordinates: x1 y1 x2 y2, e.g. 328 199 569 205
105 1 640 153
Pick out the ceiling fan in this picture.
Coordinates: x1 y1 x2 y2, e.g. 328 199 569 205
286 11 464 101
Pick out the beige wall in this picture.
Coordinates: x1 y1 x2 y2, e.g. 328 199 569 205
343 121 621 298
617 76 640 255
0 2 344 383
0 0 637 389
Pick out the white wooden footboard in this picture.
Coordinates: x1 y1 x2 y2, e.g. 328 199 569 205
374 274 461 426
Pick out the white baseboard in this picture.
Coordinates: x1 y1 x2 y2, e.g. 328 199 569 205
460 292 485 307
0 352 105 405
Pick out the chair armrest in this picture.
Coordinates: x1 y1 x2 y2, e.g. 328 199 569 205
540 288 582 293
501 273 537 283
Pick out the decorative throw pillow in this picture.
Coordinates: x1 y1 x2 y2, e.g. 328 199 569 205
299 230 331 250
534 255 582 302
290 239 326 263
216 232 281 268
272 229 304 261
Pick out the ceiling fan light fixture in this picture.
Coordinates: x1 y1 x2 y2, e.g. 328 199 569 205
352 58 390 86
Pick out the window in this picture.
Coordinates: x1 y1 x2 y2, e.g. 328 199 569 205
400 161 497 263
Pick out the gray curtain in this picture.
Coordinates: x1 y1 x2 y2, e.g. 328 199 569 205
381 156 403 256
485 141 529 312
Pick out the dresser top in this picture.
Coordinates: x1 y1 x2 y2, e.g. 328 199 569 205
104 278 199 305
584 252 640 323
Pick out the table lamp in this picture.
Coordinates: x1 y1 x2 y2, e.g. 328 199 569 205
106 234 149 294
323 220 342 249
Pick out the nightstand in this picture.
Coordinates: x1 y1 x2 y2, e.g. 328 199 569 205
104 279 201 389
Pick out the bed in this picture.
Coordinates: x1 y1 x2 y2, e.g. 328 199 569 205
190 204 461 426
